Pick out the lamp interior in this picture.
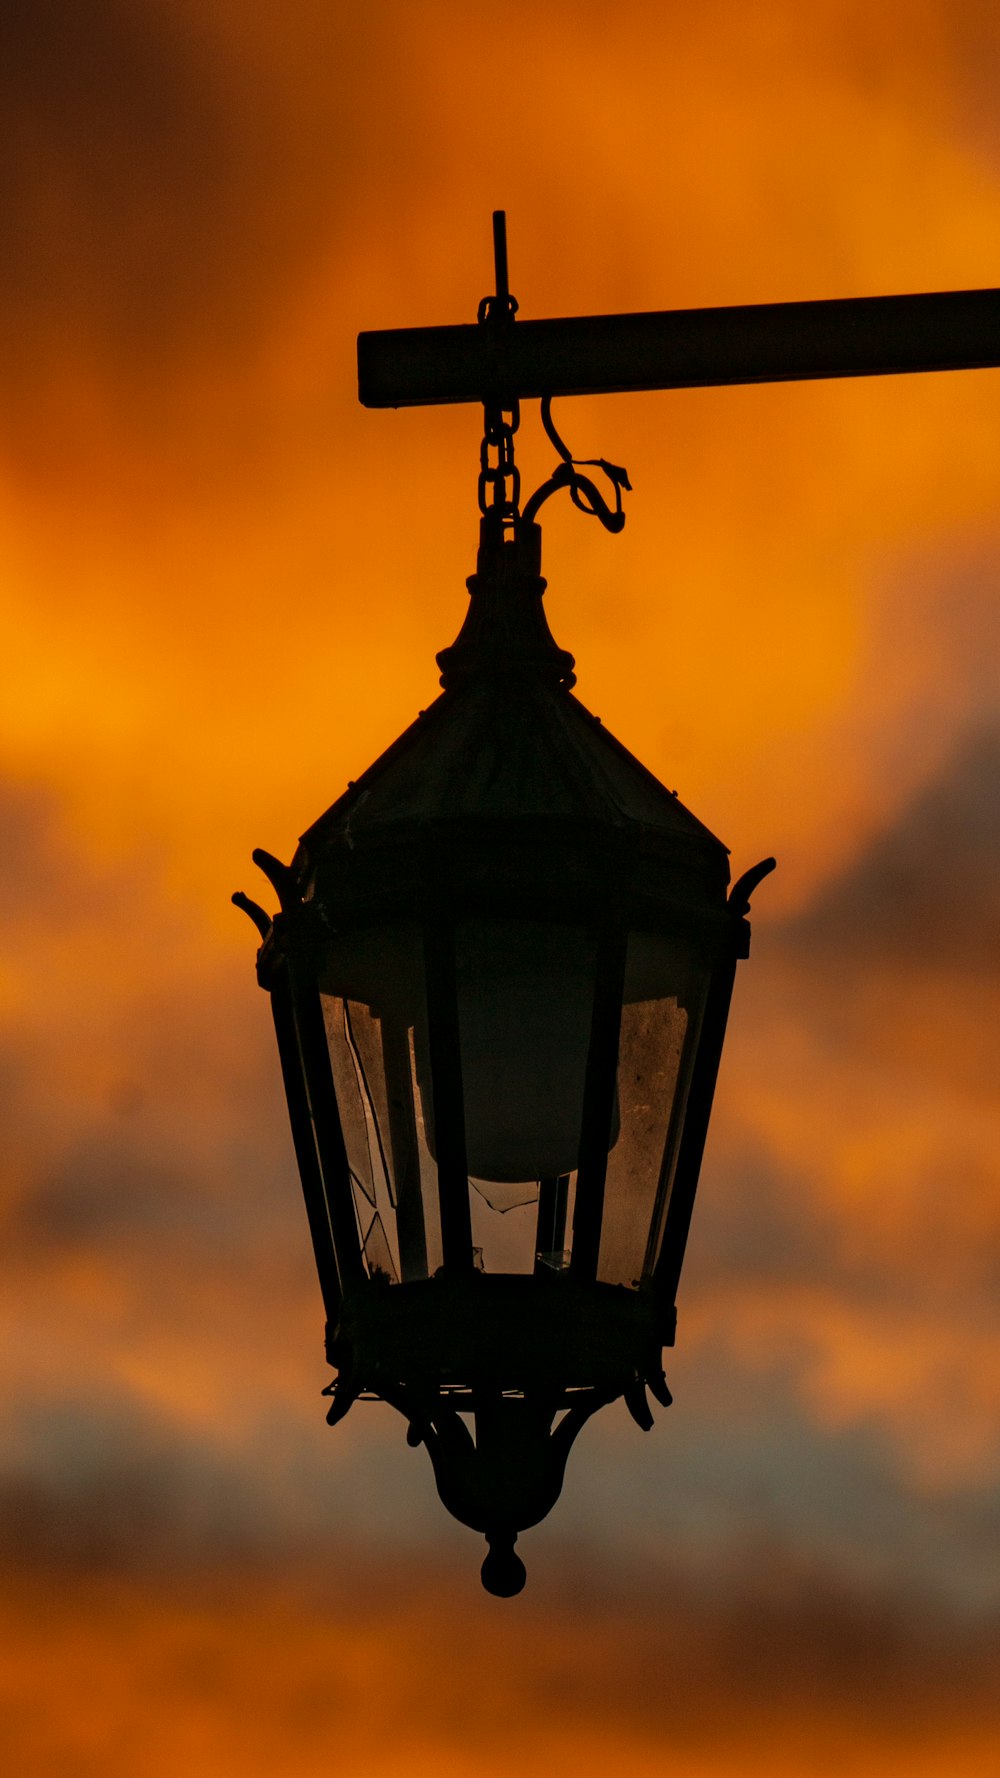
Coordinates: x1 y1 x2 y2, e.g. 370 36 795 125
318 917 709 1284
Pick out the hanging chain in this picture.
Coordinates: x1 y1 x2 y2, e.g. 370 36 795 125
473 215 630 545
476 212 520 540
477 396 521 533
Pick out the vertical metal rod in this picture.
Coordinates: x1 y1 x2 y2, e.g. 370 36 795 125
492 210 509 305
291 974 368 1292
535 1177 558 1265
551 1174 568 1253
423 921 475 1274
270 969 342 1322
534 1174 569 1272
380 1017 429 1281
570 928 628 1280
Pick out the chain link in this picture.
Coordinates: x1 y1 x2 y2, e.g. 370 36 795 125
477 215 521 539
477 396 521 530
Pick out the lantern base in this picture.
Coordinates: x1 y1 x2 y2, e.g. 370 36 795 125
322 1275 676 1592
328 1272 673 1399
405 1385 612 1592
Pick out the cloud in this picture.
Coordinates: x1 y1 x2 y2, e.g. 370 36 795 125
0 1 392 372
780 726 1000 971
682 729 1000 1495
1 0 254 440
2 1551 999 1778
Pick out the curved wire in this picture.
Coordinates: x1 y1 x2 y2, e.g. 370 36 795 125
522 397 632 533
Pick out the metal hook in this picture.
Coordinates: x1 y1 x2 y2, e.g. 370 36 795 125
728 856 777 916
231 891 272 940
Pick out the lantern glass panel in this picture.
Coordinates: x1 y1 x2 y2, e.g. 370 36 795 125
316 915 712 1287
596 930 710 1289
466 1169 580 1275
319 923 443 1283
322 994 400 1280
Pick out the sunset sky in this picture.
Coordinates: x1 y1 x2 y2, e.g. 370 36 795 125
3 3 1000 1773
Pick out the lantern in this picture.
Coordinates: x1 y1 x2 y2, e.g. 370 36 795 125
236 513 772 1594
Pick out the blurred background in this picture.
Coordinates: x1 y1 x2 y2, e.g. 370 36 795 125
2 3 999 1773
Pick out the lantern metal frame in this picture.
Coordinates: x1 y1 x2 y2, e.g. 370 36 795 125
237 506 773 1594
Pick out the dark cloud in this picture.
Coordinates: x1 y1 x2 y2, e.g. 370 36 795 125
0 770 300 1284
688 1141 839 1289
11 1133 233 1256
0 776 76 915
2 1 249 362
0 775 150 927
0 0 418 431
0 1402 231 1573
3 1492 999 1757
946 1 1000 166
779 727 1000 972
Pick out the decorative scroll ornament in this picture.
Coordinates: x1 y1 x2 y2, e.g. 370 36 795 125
522 395 632 534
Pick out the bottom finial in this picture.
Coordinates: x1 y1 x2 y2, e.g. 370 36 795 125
481 1533 527 1598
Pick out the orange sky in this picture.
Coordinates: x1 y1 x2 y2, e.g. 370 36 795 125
3 2 1000 1773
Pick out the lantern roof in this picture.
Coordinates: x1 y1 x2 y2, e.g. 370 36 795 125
296 523 729 895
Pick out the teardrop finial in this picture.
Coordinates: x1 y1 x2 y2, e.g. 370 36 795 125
481 1532 526 1597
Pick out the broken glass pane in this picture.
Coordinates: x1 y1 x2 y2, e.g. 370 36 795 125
345 1001 396 1207
470 1178 540 1213
362 1212 398 1283
323 996 377 1208
596 926 710 1289
598 995 688 1288
323 993 400 1277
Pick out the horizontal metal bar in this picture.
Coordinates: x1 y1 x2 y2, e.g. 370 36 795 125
358 287 1000 408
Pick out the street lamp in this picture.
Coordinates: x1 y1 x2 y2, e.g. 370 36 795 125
236 499 771 1593
235 214 1000 1594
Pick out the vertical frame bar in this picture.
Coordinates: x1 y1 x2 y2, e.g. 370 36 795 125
289 962 368 1295
570 926 628 1279
269 965 342 1322
423 920 475 1275
652 953 738 1311
534 1175 569 1271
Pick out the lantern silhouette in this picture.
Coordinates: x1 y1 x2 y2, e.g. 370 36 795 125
236 513 772 1594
